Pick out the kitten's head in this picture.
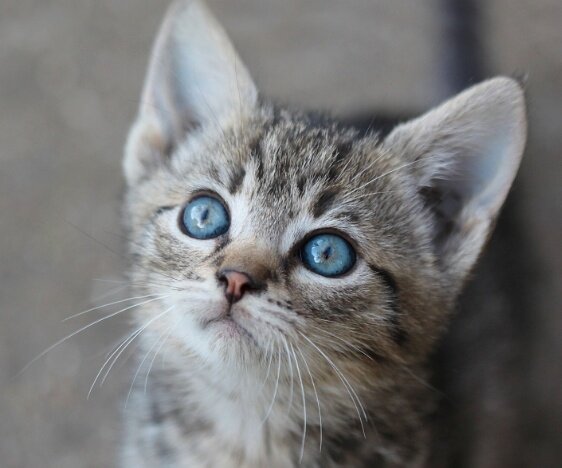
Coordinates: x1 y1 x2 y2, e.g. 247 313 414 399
123 1 526 372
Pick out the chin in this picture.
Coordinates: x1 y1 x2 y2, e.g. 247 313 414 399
178 311 263 366
205 316 257 348
160 293 287 367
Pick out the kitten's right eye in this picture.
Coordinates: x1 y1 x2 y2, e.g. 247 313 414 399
300 233 356 277
180 194 230 240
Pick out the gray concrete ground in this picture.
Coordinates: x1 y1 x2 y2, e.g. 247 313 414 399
0 0 560 466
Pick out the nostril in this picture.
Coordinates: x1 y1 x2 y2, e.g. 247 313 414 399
218 269 253 303
217 270 228 286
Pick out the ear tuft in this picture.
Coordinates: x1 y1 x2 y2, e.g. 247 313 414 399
384 77 527 285
124 0 258 186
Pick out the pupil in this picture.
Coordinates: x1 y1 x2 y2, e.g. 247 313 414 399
322 246 332 261
200 207 209 222
192 205 211 229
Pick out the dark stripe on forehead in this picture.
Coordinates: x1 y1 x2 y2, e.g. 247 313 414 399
253 149 265 182
297 176 306 196
312 188 340 218
335 140 353 160
228 166 246 194
248 114 283 184
327 140 353 182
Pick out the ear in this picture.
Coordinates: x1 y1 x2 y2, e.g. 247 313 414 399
124 0 258 185
384 77 527 286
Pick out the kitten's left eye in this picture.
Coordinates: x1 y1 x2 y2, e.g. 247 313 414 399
180 195 230 239
300 233 356 277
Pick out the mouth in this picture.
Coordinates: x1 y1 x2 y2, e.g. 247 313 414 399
202 313 256 343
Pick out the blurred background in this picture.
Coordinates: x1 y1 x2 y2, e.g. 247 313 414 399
0 0 560 467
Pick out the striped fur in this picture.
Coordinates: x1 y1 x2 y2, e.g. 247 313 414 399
120 2 526 467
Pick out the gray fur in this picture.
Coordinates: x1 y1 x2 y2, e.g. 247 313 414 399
120 1 526 467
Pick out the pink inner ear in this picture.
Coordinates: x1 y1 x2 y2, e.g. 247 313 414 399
419 131 521 266
139 0 257 134
383 77 526 283
125 0 258 186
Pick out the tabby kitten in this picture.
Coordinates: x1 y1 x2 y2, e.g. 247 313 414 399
120 1 526 467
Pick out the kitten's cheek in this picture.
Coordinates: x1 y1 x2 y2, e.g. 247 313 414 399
234 296 298 334
162 307 218 354
161 292 221 324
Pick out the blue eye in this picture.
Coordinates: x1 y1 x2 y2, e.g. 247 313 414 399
181 195 230 239
300 233 356 277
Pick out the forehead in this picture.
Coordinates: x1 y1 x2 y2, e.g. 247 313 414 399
203 114 384 194
168 109 412 249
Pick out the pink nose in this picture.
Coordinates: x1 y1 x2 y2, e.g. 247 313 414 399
219 270 252 303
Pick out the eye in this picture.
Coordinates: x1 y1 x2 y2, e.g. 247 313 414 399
300 233 356 277
180 195 230 239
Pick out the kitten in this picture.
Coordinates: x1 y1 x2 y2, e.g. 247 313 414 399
120 1 526 467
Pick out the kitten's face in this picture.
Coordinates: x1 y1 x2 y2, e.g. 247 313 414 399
126 110 442 367
124 1 525 375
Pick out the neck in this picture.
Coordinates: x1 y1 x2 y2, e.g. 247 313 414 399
132 345 430 467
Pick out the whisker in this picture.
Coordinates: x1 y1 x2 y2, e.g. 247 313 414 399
90 284 130 303
139 266 189 286
344 163 405 200
298 332 367 437
260 339 281 426
314 317 391 336
125 309 176 407
258 339 275 393
336 147 359 178
88 327 143 399
91 332 134 362
344 152 450 205
281 335 295 412
398 364 444 397
345 189 399 203
312 326 376 362
92 277 171 291
143 311 186 393
62 293 165 322
295 343 323 452
92 277 181 293
290 342 307 462
348 151 388 187
93 305 174 395
260 307 297 325
17 295 168 377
